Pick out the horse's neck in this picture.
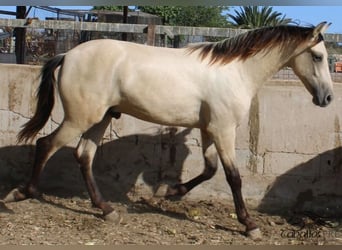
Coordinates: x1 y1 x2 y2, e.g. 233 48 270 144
239 46 298 96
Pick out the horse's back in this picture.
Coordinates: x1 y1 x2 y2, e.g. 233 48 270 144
68 39 185 62
57 39 207 128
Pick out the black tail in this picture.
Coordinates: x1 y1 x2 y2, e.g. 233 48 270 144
17 54 65 143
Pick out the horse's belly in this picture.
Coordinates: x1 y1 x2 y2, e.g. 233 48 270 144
116 100 202 128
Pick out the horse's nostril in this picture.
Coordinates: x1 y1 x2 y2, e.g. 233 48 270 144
326 94 333 104
317 94 333 107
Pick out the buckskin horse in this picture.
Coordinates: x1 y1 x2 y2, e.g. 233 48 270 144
4 22 333 240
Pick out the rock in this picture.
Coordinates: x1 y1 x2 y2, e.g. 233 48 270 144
229 213 237 219
268 220 276 227
188 208 200 219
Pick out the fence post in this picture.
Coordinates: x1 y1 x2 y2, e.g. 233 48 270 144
147 24 155 46
15 6 26 64
173 35 180 48
121 6 128 41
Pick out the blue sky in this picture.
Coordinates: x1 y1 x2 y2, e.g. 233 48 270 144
271 6 342 33
1 5 342 34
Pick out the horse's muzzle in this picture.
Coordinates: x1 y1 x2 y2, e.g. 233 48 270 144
313 91 333 107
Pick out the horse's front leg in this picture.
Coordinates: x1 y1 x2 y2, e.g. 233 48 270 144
164 129 218 197
213 126 261 240
74 114 121 223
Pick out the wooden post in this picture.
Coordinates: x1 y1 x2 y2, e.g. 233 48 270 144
121 6 128 41
15 6 26 64
147 24 155 46
173 35 180 48
164 34 168 47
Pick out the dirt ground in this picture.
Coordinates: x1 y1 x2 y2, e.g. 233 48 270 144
1 192 342 246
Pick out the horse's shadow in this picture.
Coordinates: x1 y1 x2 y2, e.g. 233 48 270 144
0 127 192 205
258 146 342 220
0 126 244 236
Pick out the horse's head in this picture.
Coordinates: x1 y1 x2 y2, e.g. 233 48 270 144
289 22 333 107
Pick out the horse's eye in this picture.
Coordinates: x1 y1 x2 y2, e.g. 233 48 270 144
312 54 322 62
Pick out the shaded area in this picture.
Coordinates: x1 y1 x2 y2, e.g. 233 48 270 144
0 128 192 203
258 147 342 218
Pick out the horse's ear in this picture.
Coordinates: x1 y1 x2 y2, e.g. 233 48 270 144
313 22 331 38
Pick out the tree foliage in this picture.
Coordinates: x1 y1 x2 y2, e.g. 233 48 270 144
92 6 124 11
137 6 180 25
93 6 230 27
140 6 230 27
176 6 230 27
228 6 293 29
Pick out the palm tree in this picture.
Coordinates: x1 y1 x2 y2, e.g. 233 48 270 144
228 6 293 29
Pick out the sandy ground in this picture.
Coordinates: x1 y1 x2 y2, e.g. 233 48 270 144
1 192 342 245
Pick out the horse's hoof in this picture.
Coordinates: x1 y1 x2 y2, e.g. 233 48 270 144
246 228 262 241
154 184 168 197
154 184 184 199
166 184 188 197
103 210 122 224
3 188 26 203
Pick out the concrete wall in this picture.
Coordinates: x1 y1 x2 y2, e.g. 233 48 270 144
1 63 342 215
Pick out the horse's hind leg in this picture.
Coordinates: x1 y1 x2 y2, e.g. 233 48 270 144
73 113 120 222
4 121 83 202
165 129 218 197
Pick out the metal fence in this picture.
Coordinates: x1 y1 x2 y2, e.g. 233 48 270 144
273 68 342 83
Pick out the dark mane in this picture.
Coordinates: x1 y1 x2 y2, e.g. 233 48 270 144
187 25 324 65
